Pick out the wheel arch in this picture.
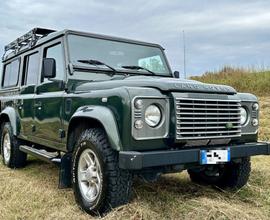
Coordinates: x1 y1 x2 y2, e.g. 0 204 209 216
0 107 19 136
67 106 122 152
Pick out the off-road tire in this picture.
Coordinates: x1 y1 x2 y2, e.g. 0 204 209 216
1 122 27 168
188 157 251 190
0 123 4 155
72 128 133 215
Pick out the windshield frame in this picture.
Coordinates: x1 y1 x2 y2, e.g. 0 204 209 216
65 31 173 77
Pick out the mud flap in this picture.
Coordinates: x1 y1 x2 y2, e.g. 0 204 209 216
59 153 72 189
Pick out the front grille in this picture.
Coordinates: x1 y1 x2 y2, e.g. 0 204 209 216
175 98 241 140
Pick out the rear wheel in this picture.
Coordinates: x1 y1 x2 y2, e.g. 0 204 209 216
72 128 133 215
1 122 27 168
188 157 251 190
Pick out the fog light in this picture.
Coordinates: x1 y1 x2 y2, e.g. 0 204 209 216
134 120 143 129
252 103 259 111
252 119 258 126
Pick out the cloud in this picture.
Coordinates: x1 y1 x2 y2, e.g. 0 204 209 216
0 0 269 75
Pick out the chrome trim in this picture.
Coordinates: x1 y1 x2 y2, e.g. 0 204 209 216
175 98 240 101
131 96 169 140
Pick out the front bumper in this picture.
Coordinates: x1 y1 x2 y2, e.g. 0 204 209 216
119 142 270 170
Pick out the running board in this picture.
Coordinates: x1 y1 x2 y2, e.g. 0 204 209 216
19 145 61 165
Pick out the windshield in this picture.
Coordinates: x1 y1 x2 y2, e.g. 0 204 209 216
67 34 171 76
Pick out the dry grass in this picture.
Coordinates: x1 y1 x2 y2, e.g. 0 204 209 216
259 97 270 141
191 67 270 97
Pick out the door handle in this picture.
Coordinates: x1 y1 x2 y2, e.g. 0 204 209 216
16 103 23 108
34 102 42 110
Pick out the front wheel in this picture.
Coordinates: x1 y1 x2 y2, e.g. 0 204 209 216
188 157 251 190
72 128 133 215
1 122 27 168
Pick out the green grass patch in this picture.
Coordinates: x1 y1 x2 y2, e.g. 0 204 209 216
191 67 270 97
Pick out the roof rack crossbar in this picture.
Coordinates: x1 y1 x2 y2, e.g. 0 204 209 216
2 28 56 61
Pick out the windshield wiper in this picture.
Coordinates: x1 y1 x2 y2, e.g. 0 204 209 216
78 59 116 73
121 65 156 75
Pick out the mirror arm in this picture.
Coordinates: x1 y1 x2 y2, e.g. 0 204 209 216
68 63 74 75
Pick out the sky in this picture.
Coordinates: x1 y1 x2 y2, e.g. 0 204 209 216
0 0 270 76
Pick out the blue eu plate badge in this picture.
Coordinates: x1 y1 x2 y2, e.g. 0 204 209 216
200 148 230 165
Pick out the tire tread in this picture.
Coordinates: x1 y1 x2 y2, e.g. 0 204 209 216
188 157 251 190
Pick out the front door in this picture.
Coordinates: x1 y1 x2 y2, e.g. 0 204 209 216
34 40 66 149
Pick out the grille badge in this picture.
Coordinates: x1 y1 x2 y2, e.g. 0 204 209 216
225 122 234 129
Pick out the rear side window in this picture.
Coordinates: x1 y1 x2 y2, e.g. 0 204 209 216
2 59 20 88
24 52 40 85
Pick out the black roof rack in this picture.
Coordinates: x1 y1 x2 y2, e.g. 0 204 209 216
2 28 56 61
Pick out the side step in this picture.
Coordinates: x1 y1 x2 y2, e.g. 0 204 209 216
19 145 61 165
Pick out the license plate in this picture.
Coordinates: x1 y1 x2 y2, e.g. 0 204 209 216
200 149 230 165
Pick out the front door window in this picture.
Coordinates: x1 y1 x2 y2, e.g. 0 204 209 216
44 43 65 81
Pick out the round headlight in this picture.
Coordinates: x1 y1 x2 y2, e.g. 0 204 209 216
145 105 161 127
240 107 248 125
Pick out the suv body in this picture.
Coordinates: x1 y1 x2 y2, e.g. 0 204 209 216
0 28 269 214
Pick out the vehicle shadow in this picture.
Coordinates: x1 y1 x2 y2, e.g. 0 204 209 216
131 172 260 208
133 173 213 199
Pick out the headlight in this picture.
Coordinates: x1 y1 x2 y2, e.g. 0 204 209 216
240 107 248 125
145 105 161 127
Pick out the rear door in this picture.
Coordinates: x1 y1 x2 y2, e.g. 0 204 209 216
33 39 66 150
18 50 40 140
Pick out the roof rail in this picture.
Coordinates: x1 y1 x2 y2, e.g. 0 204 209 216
2 28 56 61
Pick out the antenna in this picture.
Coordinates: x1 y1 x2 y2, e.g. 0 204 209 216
182 30 187 79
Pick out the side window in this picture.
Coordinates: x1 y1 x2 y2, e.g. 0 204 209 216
2 59 20 88
24 52 40 85
44 43 65 81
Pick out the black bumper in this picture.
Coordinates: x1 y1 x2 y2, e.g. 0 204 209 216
119 142 270 170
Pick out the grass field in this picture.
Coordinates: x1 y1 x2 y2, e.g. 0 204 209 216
191 67 270 97
0 69 269 219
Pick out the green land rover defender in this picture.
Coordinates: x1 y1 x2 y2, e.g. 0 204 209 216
0 28 269 215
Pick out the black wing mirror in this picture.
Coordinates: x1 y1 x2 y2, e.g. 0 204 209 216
42 58 56 78
173 71 180 78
